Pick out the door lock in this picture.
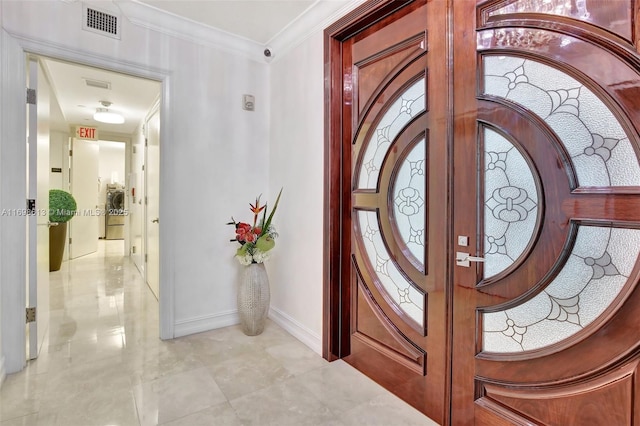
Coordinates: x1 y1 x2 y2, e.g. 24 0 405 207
456 252 485 267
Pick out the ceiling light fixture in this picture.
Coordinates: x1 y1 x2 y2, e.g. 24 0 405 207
93 101 124 124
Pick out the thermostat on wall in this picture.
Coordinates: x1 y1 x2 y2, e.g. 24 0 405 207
243 94 255 111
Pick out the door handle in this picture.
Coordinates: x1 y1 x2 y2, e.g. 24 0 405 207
456 252 485 267
151 218 159 223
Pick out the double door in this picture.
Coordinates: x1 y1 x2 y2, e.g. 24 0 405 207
326 1 640 424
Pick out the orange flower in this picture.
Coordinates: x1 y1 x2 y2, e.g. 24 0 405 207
249 196 266 227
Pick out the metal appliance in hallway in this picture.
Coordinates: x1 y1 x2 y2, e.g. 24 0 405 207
105 184 125 240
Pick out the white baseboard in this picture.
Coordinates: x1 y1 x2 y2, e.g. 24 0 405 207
172 308 323 357
174 310 239 338
0 355 6 389
269 307 322 355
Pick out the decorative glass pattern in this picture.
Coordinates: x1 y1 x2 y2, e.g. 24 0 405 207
483 56 640 187
357 210 424 326
484 128 538 278
483 226 640 352
392 139 426 267
489 0 591 21
358 79 426 189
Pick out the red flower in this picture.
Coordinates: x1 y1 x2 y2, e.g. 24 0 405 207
235 222 252 242
244 231 257 243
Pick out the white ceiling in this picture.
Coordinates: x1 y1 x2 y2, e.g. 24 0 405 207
137 0 316 44
42 0 356 136
43 58 161 135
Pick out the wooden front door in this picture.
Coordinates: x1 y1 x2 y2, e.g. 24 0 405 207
325 0 450 422
325 0 640 424
452 0 640 424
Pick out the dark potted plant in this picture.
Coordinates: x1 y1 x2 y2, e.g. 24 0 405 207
49 189 77 271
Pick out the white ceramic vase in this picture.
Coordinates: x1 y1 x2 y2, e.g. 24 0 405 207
237 263 270 335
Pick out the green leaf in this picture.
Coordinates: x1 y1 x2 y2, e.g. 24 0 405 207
262 188 282 236
256 234 275 252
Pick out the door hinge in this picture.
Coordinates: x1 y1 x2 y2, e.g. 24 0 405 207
26 88 36 105
132 145 137 154
145 253 148 263
69 149 73 157
132 245 136 254
142 165 145 171
145 138 148 147
145 196 148 205
69 237 72 244
26 307 36 323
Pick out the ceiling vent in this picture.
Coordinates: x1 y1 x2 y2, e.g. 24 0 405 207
82 4 120 39
84 78 111 90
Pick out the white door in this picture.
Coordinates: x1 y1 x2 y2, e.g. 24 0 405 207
70 138 99 258
146 108 160 299
130 168 145 274
26 58 51 359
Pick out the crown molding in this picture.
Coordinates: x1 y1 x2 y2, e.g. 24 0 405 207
266 0 365 63
114 0 364 64
114 0 265 62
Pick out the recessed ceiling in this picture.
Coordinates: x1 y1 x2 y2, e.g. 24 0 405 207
43 58 161 135
137 0 315 44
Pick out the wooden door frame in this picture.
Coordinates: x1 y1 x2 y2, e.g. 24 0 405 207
322 0 422 362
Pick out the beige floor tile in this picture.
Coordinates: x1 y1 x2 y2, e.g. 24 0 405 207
341 392 439 426
133 367 227 425
0 240 437 426
294 359 388 415
0 413 38 426
229 377 337 426
160 402 243 426
206 346 293 400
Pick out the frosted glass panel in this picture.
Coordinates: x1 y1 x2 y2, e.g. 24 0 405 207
483 56 640 187
358 210 424 326
489 0 590 21
358 79 425 189
393 139 426 267
483 226 640 353
484 128 538 278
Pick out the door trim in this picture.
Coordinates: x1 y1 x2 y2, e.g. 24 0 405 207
0 32 174 373
322 0 419 362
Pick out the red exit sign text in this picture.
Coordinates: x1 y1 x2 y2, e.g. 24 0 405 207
76 126 98 140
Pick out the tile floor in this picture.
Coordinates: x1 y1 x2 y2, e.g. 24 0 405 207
0 240 438 426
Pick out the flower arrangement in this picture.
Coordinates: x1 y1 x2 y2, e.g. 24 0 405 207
228 189 282 265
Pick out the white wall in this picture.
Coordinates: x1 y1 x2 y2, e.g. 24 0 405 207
0 0 358 372
0 26 27 375
268 32 325 353
0 0 269 371
49 130 69 191
0 2 5 386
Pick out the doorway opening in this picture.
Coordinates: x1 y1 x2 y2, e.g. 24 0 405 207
27 54 162 361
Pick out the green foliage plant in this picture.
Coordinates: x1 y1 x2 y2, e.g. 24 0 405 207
49 189 77 223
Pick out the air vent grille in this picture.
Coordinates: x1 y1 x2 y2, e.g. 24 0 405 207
84 78 111 90
82 4 120 39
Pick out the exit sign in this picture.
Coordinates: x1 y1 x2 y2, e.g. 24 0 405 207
75 126 98 140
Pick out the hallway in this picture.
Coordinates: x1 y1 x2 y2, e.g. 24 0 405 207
0 241 434 425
